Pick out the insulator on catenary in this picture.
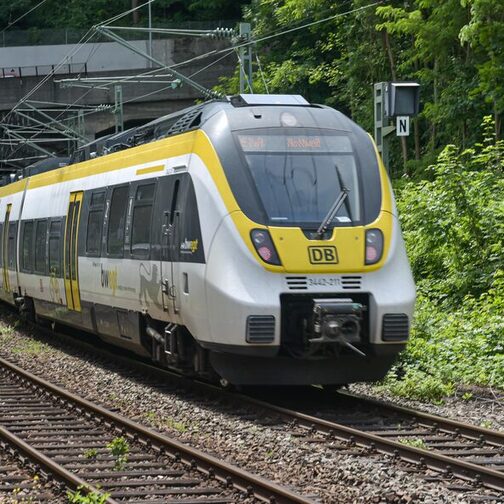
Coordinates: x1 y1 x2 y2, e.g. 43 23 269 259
207 28 235 39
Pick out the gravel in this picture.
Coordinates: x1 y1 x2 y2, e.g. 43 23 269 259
0 310 502 503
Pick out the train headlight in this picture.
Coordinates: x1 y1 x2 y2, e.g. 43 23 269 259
365 228 384 265
250 229 282 266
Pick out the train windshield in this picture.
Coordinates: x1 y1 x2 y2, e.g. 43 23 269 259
236 129 361 227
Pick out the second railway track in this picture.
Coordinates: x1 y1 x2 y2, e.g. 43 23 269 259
246 388 504 496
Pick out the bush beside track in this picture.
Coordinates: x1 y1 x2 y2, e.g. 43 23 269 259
381 117 504 401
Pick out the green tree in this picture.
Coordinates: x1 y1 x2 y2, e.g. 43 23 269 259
459 0 504 138
375 1 486 154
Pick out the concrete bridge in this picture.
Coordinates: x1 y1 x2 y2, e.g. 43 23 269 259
0 36 236 170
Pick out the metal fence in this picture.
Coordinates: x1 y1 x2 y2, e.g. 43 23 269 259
1 21 237 47
0 63 87 79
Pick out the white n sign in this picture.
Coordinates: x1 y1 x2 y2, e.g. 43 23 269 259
396 116 410 136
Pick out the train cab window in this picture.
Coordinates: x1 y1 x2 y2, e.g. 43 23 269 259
35 220 48 274
233 129 362 227
49 219 62 277
131 183 155 257
107 185 129 256
22 221 34 272
86 190 106 256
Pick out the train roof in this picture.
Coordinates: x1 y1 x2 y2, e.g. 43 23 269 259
0 157 70 187
3 95 360 186
69 94 334 164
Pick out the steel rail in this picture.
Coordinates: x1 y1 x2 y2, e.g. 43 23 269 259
97 349 504 492
0 356 315 504
337 389 504 447
0 416 119 504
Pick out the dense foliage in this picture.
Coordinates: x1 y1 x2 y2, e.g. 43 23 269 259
0 0 247 31
388 119 503 399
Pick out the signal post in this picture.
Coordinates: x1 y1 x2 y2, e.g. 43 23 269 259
374 81 420 173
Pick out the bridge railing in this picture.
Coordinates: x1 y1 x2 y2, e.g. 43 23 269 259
0 63 88 79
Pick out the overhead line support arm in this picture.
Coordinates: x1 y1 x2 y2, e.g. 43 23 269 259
95 26 221 99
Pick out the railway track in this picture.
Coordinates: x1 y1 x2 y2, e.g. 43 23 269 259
0 444 65 502
0 355 315 504
2 322 504 501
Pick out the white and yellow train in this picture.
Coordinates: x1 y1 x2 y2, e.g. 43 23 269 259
0 94 415 385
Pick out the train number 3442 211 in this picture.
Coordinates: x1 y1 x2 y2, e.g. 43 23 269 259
307 277 342 287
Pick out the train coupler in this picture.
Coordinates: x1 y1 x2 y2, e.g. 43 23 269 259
310 298 366 357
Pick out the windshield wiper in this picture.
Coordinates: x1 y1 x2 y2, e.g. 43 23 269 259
316 165 351 238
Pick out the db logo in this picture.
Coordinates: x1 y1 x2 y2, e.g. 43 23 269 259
308 246 339 264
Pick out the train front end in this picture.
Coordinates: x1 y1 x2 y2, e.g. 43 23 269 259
200 95 415 385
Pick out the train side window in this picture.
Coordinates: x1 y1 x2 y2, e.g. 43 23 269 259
22 221 34 272
136 183 155 201
49 219 62 277
131 182 155 258
35 220 48 274
87 212 103 255
170 179 180 225
86 190 106 256
91 191 105 207
8 223 17 271
107 185 129 256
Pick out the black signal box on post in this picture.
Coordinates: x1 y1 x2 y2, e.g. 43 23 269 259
385 82 420 118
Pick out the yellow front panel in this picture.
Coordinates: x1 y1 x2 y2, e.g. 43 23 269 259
266 217 393 274
194 130 394 274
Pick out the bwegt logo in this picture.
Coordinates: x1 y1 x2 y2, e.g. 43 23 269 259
101 265 118 295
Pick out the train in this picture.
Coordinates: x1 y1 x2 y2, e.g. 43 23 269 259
0 94 416 386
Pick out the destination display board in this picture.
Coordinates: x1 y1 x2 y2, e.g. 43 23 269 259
237 133 353 153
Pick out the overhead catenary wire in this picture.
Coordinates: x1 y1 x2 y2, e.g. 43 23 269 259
0 1 158 158
187 51 235 79
238 1 383 51
131 1 384 76
2 28 97 123
0 28 100 160
1 0 156 127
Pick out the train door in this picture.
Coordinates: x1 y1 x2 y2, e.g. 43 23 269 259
64 191 83 311
159 175 186 315
2 204 11 292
